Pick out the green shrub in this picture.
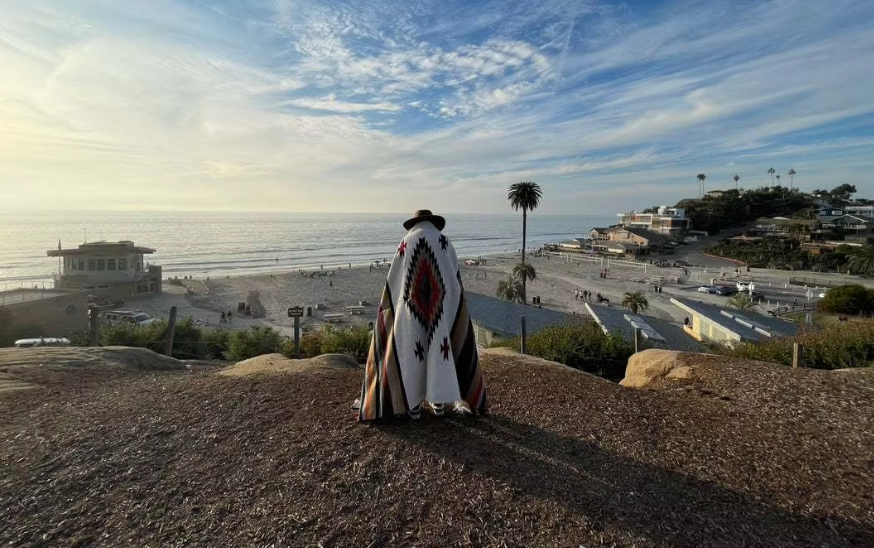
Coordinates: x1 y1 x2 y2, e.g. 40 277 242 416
201 328 231 360
286 325 372 363
226 326 285 361
321 325 371 363
718 321 874 369
819 284 871 315
495 321 634 380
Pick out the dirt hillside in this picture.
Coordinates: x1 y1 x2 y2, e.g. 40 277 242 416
1 348 872 548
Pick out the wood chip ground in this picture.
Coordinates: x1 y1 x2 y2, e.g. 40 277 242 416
1 353 872 547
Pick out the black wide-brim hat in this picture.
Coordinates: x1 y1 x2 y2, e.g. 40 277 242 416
403 209 446 231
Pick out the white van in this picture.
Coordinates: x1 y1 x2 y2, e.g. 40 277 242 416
14 337 71 348
102 310 159 326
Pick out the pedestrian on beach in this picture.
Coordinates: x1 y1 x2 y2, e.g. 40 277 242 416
220 311 226 324
227 310 233 323
357 209 487 422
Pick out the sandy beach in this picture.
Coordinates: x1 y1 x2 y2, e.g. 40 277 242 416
125 239 874 336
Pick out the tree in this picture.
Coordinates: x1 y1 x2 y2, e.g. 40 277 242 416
788 168 796 191
728 293 755 310
830 183 857 205
507 181 543 303
621 291 649 314
819 284 871 315
776 174 781 187
512 262 537 286
733 174 740 191
767 167 776 185
696 173 707 197
496 276 523 303
847 246 874 276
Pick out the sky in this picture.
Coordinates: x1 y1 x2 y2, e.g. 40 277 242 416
1 0 873 214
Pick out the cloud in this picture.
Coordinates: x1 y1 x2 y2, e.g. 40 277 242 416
285 95 401 113
1 0 873 214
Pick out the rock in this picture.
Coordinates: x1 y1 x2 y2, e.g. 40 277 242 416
219 353 360 377
620 349 695 388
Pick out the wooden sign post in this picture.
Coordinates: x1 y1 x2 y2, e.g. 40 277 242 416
288 306 304 358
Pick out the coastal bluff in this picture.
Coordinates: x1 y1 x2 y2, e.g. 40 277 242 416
1 347 872 547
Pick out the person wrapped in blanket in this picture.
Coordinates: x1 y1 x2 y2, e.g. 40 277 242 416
356 209 488 421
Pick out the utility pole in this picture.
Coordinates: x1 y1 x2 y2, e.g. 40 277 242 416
164 306 178 356
520 316 528 355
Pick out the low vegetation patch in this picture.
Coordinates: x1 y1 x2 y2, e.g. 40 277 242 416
80 320 372 363
491 321 634 380
715 321 874 369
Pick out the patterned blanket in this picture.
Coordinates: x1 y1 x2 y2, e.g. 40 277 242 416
358 221 487 421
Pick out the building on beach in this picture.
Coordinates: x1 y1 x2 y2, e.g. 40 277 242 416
0 288 89 345
465 292 575 347
47 241 162 300
670 296 798 346
587 226 672 256
616 206 690 236
585 303 705 353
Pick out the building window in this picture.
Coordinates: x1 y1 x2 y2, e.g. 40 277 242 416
97 259 105 271
107 259 116 271
118 258 127 271
78 259 85 271
87 259 96 271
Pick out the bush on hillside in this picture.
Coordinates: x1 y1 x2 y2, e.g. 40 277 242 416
286 325 371 363
491 321 634 380
819 284 872 315
717 321 874 369
226 326 284 361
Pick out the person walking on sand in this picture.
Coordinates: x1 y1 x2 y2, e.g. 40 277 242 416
357 209 488 422
220 311 226 325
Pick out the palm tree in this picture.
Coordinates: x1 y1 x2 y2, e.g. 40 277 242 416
847 246 874 276
776 174 781 186
496 276 523 303
696 173 707 197
767 167 776 185
621 291 649 314
733 174 740 191
728 293 755 310
512 262 536 285
788 168 796 191
507 181 543 303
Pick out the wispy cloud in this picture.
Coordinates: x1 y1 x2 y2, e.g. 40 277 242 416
1 0 873 213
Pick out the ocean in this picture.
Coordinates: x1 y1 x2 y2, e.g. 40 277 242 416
0 210 616 286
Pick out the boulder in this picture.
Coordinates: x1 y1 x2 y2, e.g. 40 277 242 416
219 353 360 377
620 349 694 388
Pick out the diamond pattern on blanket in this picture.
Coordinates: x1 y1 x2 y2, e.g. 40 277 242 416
403 237 446 345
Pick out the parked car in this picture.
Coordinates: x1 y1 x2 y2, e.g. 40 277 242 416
697 285 718 294
102 310 158 326
14 337 71 348
714 286 738 296
736 280 754 291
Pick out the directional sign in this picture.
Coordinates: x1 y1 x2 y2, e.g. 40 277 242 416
288 306 304 318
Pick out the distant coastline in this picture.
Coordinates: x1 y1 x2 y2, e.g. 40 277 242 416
0 211 616 287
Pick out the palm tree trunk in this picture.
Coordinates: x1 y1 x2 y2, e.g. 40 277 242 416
522 207 528 304
521 208 527 303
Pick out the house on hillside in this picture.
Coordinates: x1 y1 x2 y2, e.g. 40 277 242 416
616 207 690 236
753 217 819 238
670 296 798 346
705 190 726 199
590 227 611 242
819 214 871 234
585 303 704 353
465 292 576 347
